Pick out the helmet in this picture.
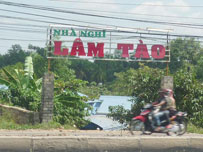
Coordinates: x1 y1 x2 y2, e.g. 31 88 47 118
159 89 173 97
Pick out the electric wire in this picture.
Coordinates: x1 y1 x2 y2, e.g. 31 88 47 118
49 0 203 8
0 1 203 29
0 27 45 33
2 13 203 39
0 38 46 42
41 6 203 21
1 1 203 50
0 8 146 32
0 22 47 28
0 25 45 31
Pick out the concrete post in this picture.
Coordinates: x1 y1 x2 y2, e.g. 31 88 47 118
161 76 173 90
40 73 54 123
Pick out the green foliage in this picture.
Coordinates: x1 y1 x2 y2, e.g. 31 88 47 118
112 64 164 100
0 114 63 130
70 60 139 83
109 66 203 128
170 38 202 73
0 53 92 127
0 45 30 68
52 59 75 82
32 53 47 78
54 79 91 127
174 69 203 127
187 123 203 134
0 110 76 130
108 65 164 124
196 56 203 82
0 89 12 105
79 82 111 100
0 57 42 111
108 105 131 124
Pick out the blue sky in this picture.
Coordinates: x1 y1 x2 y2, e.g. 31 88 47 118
0 0 203 54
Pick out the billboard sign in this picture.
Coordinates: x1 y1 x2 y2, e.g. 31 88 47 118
47 25 170 62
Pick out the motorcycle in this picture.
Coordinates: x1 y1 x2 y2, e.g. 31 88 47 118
129 103 187 136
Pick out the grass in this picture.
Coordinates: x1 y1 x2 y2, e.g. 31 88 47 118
0 107 203 133
187 123 203 134
1 116 203 134
0 116 76 130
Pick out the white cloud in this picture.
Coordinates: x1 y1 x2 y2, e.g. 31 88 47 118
126 0 203 36
169 0 190 13
70 0 119 12
129 0 190 19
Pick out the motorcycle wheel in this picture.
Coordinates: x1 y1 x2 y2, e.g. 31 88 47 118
129 120 145 135
178 119 187 135
166 121 181 136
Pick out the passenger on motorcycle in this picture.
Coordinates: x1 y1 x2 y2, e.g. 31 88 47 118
153 89 176 131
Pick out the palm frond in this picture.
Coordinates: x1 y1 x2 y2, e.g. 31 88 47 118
2 68 18 85
0 78 10 86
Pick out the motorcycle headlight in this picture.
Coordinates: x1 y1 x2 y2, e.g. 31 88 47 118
183 112 187 116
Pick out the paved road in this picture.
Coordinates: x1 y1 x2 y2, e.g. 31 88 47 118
0 129 202 137
0 130 202 152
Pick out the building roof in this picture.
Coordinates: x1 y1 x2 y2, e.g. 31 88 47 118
85 95 132 130
87 95 132 115
85 115 125 130
97 95 132 114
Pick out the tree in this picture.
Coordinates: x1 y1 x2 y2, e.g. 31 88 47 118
79 81 111 100
170 38 202 73
111 64 164 97
108 65 203 127
32 53 47 79
28 44 46 58
196 56 203 82
54 78 91 127
174 68 203 127
0 55 91 127
0 44 30 68
0 56 42 111
108 65 164 124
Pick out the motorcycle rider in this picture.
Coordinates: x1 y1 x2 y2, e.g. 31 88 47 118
153 88 176 131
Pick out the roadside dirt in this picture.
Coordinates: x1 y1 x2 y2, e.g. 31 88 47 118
0 130 202 137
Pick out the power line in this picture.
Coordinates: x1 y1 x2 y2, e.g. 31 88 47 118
0 25 45 31
1 8 203 34
1 14 203 40
0 1 203 29
0 26 45 33
0 22 47 28
49 0 203 8
43 6 203 21
0 38 46 42
0 15 91 29
0 8 144 32
0 9 187 36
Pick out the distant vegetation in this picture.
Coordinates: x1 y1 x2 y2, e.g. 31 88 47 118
0 38 203 129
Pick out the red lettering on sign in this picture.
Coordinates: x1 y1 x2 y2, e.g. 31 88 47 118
134 40 150 59
117 44 134 57
70 38 86 56
151 45 166 59
87 43 104 57
53 39 166 60
54 41 69 56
